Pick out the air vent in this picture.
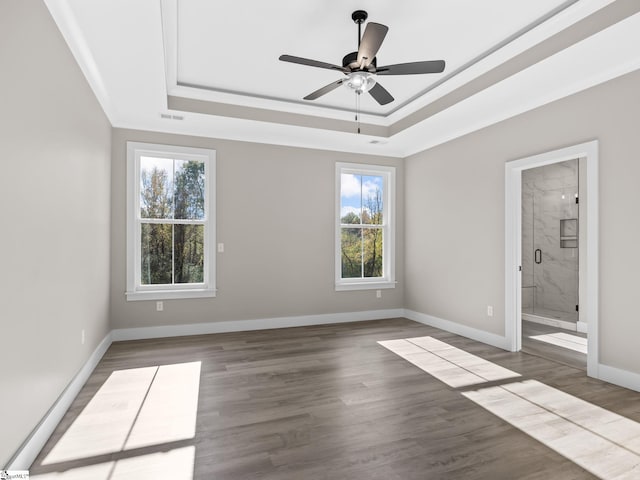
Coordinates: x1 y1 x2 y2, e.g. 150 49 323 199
160 113 184 121
369 139 387 145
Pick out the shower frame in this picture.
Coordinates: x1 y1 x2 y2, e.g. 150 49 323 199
521 159 580 327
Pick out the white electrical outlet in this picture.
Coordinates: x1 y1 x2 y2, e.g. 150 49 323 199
217 243 224 253
376 290 382 298
156 301 164 312
487 305 493 317
81 329 85 345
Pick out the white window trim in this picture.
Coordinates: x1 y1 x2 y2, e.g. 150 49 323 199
126 142 216 301
335 162 396 291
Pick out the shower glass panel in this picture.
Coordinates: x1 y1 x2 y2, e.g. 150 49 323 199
522 160 579 323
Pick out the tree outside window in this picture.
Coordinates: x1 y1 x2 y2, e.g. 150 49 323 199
126 142 215 301
340 174 384 279
139 157 205 285
336 163 395 290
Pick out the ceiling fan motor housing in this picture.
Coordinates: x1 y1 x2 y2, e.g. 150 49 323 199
343 51 377 71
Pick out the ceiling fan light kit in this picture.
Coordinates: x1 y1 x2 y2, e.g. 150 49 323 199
344 71 376 94
279 9 446 110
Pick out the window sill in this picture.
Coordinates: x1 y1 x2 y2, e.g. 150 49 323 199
335 281 396 292
126 288 217 301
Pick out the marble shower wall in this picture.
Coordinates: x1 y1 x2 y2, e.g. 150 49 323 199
522 160 579 319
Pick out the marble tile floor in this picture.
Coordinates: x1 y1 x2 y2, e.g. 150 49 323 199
530 331 587 354
523 306 578 325
523 320 587 370
382 335 637 479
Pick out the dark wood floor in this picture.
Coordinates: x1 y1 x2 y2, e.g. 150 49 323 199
30 318 640 479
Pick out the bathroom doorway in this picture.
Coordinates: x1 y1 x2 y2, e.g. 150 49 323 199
505 141 599 377
520 159 585 368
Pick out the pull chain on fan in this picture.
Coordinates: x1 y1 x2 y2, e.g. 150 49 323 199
355 91 361 134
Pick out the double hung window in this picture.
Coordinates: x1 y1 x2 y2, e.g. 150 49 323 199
126 142 216 300
336 163 395 290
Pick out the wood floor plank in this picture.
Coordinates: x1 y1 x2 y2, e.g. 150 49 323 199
29 318 640 479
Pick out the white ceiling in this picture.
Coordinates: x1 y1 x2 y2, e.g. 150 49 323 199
45 0 640 157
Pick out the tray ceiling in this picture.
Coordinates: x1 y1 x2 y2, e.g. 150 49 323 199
45 0 640 157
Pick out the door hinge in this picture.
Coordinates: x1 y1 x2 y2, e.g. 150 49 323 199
518 265 522 271
575 196 579 204
576 304 579 312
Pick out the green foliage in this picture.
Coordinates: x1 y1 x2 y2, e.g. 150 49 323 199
341 211 361 224
341 228 362 278
141 168 172 218
341 187 383 279
174 160 205 220
140 161 205 285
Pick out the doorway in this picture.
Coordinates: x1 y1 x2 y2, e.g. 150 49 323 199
520 159 585 369
505 141 599 377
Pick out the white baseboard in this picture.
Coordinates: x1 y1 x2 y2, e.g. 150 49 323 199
8 332 113 470
404 309 510 351
598 364 640 393
112 309 406 341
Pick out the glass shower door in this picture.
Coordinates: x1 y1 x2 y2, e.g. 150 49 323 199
522 160 579 324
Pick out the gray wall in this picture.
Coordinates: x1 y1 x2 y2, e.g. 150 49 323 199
110 129 404 329
0 0 112 467
405 69 640 373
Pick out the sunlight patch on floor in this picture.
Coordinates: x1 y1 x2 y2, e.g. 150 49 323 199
125 362 201 450
42 362 201 466
378 336 520 388
464 380 640 479
379 336 640 478
42 366 157 464
32 446 195 480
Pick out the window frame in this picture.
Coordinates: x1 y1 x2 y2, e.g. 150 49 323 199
335 162 396 291
126 142 216 301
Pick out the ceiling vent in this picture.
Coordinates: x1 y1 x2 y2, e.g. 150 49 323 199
160 113 184 120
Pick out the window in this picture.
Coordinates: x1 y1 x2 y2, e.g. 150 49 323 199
126 142 216 300
336 163 395 290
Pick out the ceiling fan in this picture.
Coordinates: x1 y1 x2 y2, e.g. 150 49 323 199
279 10 446 106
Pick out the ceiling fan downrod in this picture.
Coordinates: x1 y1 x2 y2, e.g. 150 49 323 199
352 10 368 49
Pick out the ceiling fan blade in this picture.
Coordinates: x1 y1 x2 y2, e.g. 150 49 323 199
369 82 394 105
279 55 347 73
357 22 388 68
304 79 344 101
376 60 446 75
